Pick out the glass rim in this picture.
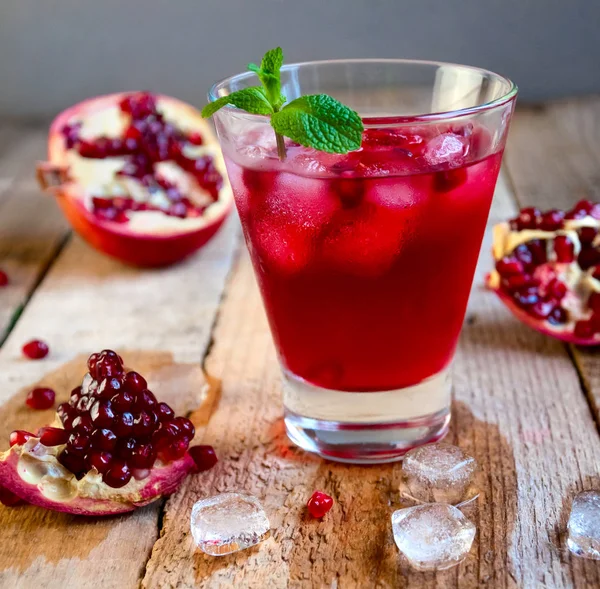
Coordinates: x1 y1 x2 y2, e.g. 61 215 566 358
208 57 518 125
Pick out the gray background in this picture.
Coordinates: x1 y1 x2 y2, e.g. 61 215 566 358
0 0 598 119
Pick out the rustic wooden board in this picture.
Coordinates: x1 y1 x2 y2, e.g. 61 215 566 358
0 124 69 343
505 99 600 432
0 213 239 589
141 175 600 589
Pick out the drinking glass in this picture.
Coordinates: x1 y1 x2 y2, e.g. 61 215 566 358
209 59 517 463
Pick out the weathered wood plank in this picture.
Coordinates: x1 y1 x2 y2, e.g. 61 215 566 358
0 125 68 344
0 214 239 589
506 98 600 431
142 175 600 589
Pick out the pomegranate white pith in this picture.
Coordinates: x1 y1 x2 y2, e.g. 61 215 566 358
38 92 233 266
487 202 600 344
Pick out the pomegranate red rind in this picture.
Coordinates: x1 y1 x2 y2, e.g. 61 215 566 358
38 92 232 267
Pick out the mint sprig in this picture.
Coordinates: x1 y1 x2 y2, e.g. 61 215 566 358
202 47 364 160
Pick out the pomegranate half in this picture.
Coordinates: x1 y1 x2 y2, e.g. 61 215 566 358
0 350 205 515
487 201 600 345
37 92 232 267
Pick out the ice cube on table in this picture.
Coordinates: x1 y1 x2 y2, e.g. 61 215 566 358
567 490 600 560
402 443 477 505
392 503 476 571
190 493 270 556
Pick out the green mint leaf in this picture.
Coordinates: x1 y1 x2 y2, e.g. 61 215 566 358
260 47 283 76
201 87 274 118
247 63 261 74
271 94 363 153
247 48 285 111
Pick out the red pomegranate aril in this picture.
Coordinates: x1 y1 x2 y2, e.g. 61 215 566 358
113 412 135 436
158 437 189 462
58 449 87 477
39 427 70 447
0 270 8 287
90 400 115 428
0 485 24 507
176 417 195 438
116 437 138 459
22 339 49 360
307 491 334 518
68 432 90 455
103 460 132 489
90 428 117 451
153 420 180 448
548 306 568 325
9 430 33 447
513 290 539 308
529 300 554 320
188 445 218 473
578 247 600 270
76 395 93 413
528 239 548 266
503 274 538 292
579 227 598 245
110 390 135 414
539 209 565 231
69 386 82 407
94 350 124 380
25 387 56 410
130 443 157 469
57 403 77 430
98 377 123 399
513 207 540 230
155 402 175 421
546 279 567 301
496 257 524 277
188 131 204 146
123 371 147 394
72 414 94 434
513 244 534 267
87 451 113 474
554 236 574 263
574 320 595 339
133 410 158 437
133 389 157 412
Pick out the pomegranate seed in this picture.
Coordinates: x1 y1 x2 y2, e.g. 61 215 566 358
123 371 147 393
155 402 175 421
158 437 189 462
153 420 180 450
590 203 600 220
90 428 117 451
90 400 115 428
496 257 524 277
528 240 548 266
513 290 539 308
57 403 77 430
548 306 568 325
574 320 595 339
116 437 138 459
130 443 157 469
554 236 574 263
58 449 87 477
69 386 82 407
97 377 123 399
513 207 540 230
68 432 90 455
103 460 132 488
0 485 24 507
88 353 99 377
133 410 158 436
589 292 600 314
87 451 113 474
22 339 49 360
111 391 135 412
95 350 124 380
529 300 554 319
39 427 69 446
9 430 33 447
539 210 565 231
25 387 56 410
76 395 94 412
188 131 204 145
514 244 534 267
0 270 8 287
578 248 600 270
72 413 94 434
133 389 157 412
113 412 135 436
307 491 334 518
546 279 567 301
176 417 195 438
503 274 539 292
188 445 218 472
579 227 598 245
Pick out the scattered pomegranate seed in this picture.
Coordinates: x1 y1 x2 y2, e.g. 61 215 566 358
188 445 218 472
39 427 70 447
0 485 24 507
0 270 8 287
25 387 56 410
22 339 49 360
9 430 33 447
307 491 334 518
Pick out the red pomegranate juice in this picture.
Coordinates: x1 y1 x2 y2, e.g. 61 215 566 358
223 126 502 392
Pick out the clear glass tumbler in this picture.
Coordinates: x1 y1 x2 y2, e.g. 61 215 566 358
209 59 517 463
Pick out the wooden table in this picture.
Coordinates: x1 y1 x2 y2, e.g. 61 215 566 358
1 97 600 589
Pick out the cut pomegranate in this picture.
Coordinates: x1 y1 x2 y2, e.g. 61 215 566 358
22 339 50 360
488 202 600 345
0 349 206 516
307 491 334 518
37 92 233 267
0 270 8 287
26 387 56 410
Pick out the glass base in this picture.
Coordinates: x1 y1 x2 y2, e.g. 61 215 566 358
282 369 451 464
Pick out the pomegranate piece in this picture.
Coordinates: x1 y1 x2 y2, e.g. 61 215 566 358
0 349 202 515
0 270 8 287
307 491 334 518
188 445 218 473
0 485 24 507
25 387 56 410
22 339 50 360
490 203 600 345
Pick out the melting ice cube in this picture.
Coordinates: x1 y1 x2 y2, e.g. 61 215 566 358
567 490 600 560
